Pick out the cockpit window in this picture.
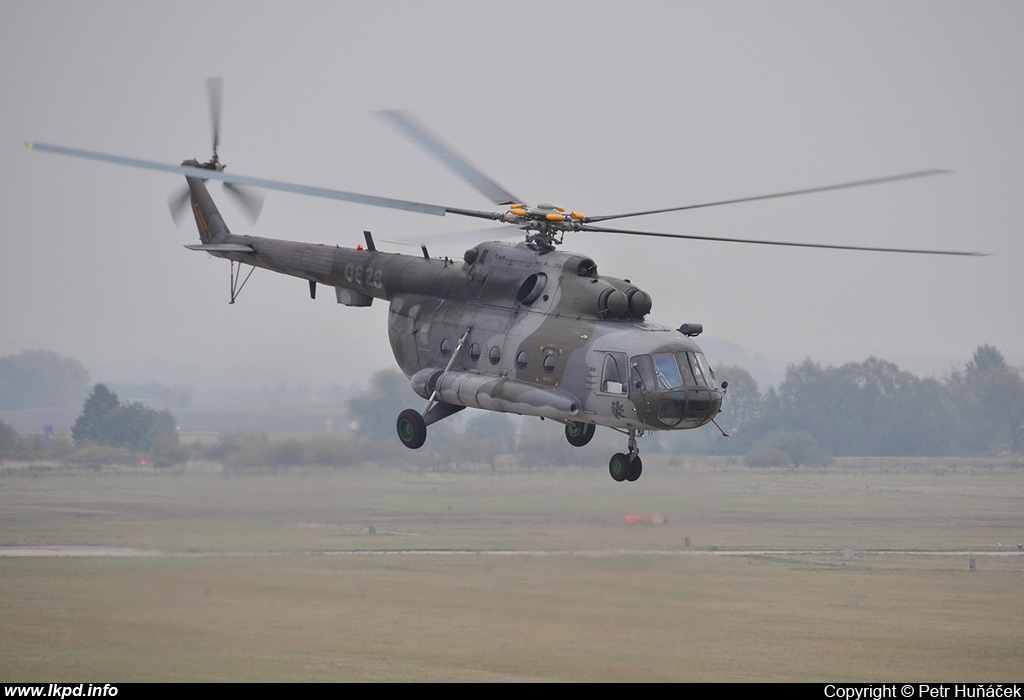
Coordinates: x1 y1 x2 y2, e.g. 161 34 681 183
696 352 717 387
676 352 698 385
687 352 716 388
694 355 708 384
653 352 683 389
649 351 718 389
630 355 654 394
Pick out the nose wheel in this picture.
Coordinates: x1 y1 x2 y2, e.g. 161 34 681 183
609 430 643 482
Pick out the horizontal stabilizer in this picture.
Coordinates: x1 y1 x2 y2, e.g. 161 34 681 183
184 243 255 252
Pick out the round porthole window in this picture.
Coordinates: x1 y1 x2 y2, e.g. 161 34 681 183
516 351 529 369
543 351 557 374
489 346 501 365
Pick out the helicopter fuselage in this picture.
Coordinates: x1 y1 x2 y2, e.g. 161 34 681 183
186 175 724 435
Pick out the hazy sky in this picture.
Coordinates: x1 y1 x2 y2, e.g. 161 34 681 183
3 1 1022 390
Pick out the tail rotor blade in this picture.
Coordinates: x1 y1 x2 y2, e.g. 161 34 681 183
168 185 191 225
223 182 265 224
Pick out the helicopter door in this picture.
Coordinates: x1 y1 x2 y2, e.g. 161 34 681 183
588 352 637 427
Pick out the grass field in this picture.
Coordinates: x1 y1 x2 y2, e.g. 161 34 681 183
1 457 1022 682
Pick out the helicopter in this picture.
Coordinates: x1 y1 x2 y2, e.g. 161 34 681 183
25 79 983 482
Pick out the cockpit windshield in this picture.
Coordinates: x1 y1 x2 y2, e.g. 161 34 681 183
644 351 717 391
653 353 683 389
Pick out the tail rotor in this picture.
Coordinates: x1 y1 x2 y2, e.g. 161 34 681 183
169 77 264 225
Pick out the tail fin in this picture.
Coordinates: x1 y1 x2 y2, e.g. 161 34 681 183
185 173 232 245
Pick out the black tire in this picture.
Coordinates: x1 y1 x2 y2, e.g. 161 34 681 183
609 452 630 482
396 409 427 449
625 455 643 482
565 421 596 447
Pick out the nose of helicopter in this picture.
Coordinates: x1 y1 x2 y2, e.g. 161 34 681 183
645 387 723 430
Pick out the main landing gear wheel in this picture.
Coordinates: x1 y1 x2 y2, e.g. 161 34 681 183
625 455 642 482
396 409 427 449
609 429 643 482
609 453 643 482
565 421 596 447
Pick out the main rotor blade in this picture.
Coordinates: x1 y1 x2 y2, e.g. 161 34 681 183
577 223 986 256
26 141 500 219
582 170 951 223
207 77 223 156
379 225 518 249
379 110 522 206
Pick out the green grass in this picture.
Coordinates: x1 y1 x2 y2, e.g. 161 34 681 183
1 458 1022 681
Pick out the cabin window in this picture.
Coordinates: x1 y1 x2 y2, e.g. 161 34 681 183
516 351 529 369
440 338 452 358
469 343 481 362
489 346 501 365
601 353 627 394
543 350 557 375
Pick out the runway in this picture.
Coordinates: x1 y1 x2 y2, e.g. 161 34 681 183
2 545 1020 558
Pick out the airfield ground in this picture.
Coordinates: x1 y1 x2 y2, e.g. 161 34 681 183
1 457 1021 682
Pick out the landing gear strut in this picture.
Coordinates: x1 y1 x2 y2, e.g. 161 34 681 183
609 429 642 482
395 328 471 450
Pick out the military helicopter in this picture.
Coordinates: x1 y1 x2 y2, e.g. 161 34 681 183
26 79 983 482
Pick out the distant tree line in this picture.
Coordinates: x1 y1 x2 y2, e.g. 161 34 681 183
709 344 1024 459
2 346 1022 470
1 382 185 468
0 350 89 410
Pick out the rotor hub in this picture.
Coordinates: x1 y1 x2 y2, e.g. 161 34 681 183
500 203 586 249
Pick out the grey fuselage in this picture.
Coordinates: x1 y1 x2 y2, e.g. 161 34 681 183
187 175 724 432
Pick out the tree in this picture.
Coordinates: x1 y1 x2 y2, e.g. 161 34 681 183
0 419 19 458
711 364 764 451
71 384 120 445
0 350 90 410
105 401 178 451
753 357 957 456
966 344 1009 375
949 345 1024 453
71 384 179 451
